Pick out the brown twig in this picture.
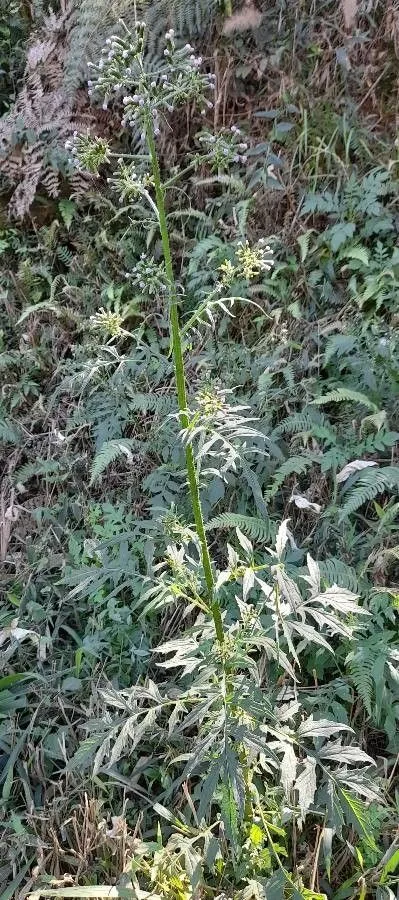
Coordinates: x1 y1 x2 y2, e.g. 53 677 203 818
310 825 323 892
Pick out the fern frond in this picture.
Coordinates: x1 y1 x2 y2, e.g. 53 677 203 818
144 0 218 63
346 633 393 719
311 388 378 413
0 418 21 445
324 334 357 366
90 438 138 484
272 410 331 441
14 459 62 484
205 513 271 543
240 458 268 517
265 455 313 500
339 466 399 520
318 558 359 593
127 392 174 416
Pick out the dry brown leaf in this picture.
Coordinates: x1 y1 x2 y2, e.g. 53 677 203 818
341 0 358 30
223 1 262 34
336 459 377 484
291 494 322 513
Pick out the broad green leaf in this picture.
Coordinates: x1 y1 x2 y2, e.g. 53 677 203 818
220 779 239 847
298 716 353 739
319 740 375 766
326 222 356 252
322 826 333 881
280 743 297 799
380 845 399 881
236 526 253 556
339 788 379 851
198 756 223 822
249 823 264 847
295 757 317 822
0 672 33 691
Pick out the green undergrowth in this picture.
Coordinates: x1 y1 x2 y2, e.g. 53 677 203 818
0 2 399 899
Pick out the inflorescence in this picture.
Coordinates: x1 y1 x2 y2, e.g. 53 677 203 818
198 125 248 171
87 22 215 140
65 21 254 179
219 240 274 286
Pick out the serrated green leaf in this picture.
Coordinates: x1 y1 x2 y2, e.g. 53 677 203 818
298 716 353 739
295 757 317 823
339 788 379 851
280 743 297 799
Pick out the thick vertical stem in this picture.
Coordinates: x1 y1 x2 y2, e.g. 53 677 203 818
146 124 225 646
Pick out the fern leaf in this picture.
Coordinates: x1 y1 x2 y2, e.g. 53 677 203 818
297 230 313 262
296 557 358 592
0 418 21 445
324 334 357 366
205 513 271 543
90 439 137 484
346 633 393 719
272 410 331 440
127 392 174 416
14 459 62 484
265 455 313 500
346 649 374 717
240 458 268 516
311 388 378 413
339 466 399 520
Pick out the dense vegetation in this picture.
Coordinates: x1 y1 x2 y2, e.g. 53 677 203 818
0 2 398 899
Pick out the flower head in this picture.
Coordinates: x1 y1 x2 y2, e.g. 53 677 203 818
89 308 123 337
108 160 154 203
217 240 274 289
197 127 249 171
65 133 110 174
196 386 227 417
126 255 167 296
218 258 235 286
235 240 274 279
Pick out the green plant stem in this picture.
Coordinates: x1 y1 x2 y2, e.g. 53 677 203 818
145 122 225 647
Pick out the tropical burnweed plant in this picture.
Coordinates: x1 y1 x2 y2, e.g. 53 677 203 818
44 19 390 900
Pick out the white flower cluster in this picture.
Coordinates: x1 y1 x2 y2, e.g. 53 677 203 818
64 132 110 174
198 125 249 171
87 21 146 109
126 254 167 295
89 308 123 337
87 21 216 138
218 240 274 286
107 159 153 203
235 239 274 278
